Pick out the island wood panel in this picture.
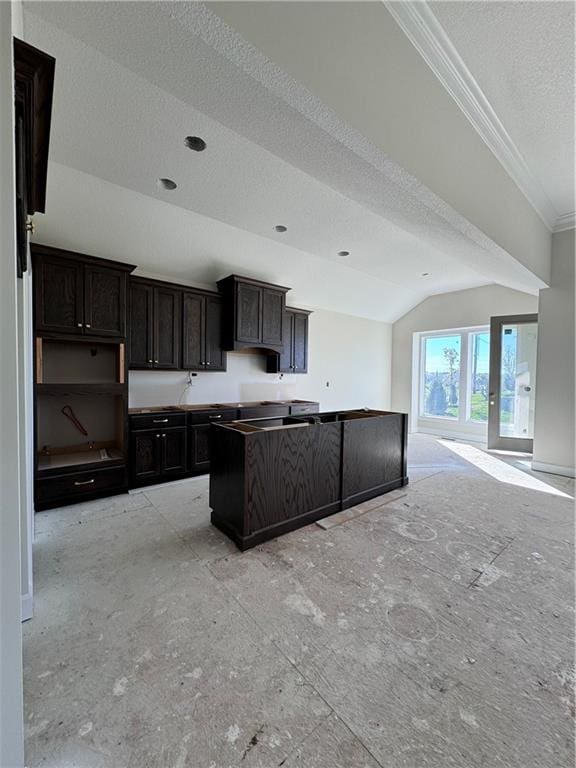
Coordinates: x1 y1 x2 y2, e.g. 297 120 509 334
245 421 341 537
210 421 341 549
341 412 408 508
209 423 246 540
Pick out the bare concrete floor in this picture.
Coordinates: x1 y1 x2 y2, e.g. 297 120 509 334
24 435 575 768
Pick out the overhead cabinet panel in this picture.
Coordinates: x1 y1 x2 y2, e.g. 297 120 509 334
85 265 126 336
266 307 310 374
154 286 181 369
182 292 204 370
217 274 290 352
128 282 154 368
182 291 227 372
35 255 83 334
32 245 135 338
236 282 262 343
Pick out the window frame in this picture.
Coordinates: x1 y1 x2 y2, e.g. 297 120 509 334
414 325 490 435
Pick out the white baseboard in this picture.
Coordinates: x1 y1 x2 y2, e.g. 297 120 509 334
414 427 486 445
531 461 575 478
21 592 33 622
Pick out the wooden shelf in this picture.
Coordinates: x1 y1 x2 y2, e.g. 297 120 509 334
37 445 125 474
36 383 126 397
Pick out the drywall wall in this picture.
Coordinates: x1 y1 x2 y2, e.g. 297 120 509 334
214 2 551 284
130 309 392 412
391 284 538 423
0 0 25 764
533 229 575 476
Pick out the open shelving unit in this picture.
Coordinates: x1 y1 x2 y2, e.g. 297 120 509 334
34 335 129 507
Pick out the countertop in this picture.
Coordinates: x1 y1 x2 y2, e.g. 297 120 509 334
129 399 318 415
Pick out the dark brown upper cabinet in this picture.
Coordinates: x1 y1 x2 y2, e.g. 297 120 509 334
14 39 55 277
182 291 226 372
32 245 135 338
217 275 290 353
266 307 310 374
129 278 181 369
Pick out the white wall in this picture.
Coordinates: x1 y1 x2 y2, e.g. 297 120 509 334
130 308 392 411
391 284 538 429
0 0 25 764
533 229 575 476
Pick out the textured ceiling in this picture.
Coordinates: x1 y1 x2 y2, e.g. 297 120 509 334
433 1 575 222
23 2 543 323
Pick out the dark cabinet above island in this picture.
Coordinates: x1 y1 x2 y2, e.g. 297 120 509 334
267 307 310 374
217 274 290 353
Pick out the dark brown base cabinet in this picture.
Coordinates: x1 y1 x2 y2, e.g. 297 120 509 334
128 402 319 489
209 410 408 551
129 411 188 486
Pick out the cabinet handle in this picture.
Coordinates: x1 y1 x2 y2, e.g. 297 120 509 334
74 478 94 486
156 433 160 438
77 323 83 328
85 323 91 328
208 414 222 419
206 361 211 366
153 418 169 423
162 433 166 438
148 359 153 363
154 360 159 364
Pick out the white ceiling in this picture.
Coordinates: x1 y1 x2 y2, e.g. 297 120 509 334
23 2 546 323
432 0 575 227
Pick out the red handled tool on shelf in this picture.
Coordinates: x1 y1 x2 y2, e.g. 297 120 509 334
61 405 88 436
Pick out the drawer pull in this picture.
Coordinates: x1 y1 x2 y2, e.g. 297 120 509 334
74 478 95 486
153 418 169 423
209 414 222 419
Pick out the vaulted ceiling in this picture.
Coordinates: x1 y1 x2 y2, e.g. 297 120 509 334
23 1 571 323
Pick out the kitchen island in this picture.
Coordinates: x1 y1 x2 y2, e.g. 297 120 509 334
209 409 408 550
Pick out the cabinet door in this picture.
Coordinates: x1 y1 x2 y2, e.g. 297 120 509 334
236 282 261 343
182 292 205 370
128 282 154 368
85 265 126 337
292 313 309 373
278 310 294 372
130 430 162 483
205 295 226 371
188 424 211 472
35 256 83 334
262 288 284 347
161 427 187 476
154 287 181 369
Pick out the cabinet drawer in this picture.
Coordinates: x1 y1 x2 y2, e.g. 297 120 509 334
290 404 319 416
129 412 186 430
36 466 126 504
239 406 290 420
187 409 237 426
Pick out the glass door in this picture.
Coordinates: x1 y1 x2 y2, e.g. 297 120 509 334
488 314 538 452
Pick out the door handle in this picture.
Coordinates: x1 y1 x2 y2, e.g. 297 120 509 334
74 478 95 486
153 418 169 423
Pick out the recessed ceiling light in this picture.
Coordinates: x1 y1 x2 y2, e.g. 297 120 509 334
338 250 350 257
274 225 287 233
157 178 177 191
184 136 207 152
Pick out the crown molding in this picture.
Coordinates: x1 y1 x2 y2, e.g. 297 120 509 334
384 1 568 233
553 211 576 233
